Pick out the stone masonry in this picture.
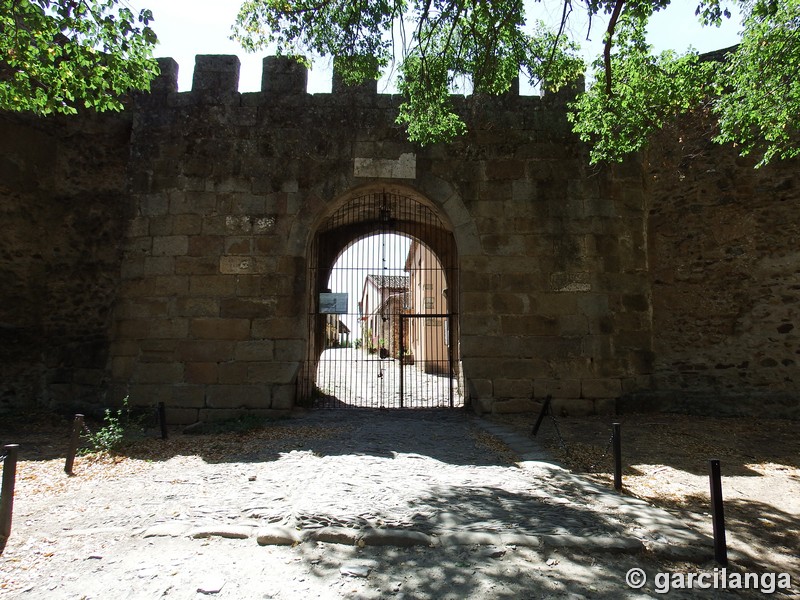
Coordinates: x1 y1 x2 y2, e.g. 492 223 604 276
0 54 798 421
640 113 800 417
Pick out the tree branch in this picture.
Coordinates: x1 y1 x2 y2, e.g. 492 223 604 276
543 0 572 85
604 0 625 96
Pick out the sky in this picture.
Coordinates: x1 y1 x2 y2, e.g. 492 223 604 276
144 0 743 93
327 234 412 336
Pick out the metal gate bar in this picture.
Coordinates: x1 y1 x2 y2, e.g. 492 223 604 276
300 192 462 409
399 313 455 408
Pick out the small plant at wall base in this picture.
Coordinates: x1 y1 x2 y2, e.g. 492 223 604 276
82 397 132 454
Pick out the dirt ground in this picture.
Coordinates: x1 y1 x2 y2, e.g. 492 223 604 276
0 409 798 598
490 411 800 576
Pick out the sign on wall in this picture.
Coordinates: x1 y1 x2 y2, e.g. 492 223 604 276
320 293 348 314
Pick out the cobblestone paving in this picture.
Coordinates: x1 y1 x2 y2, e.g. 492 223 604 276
41 410 704 550
239 411 623 539
4 409 730 599
314 348 463 408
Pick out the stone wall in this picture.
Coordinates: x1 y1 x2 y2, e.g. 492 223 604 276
103 55 651 423
2 54 797 421
637 113 800 418
0 111 132 413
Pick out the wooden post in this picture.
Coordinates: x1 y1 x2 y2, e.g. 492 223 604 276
709 459 728 566
531 395 552 436
0 444 19 547
65 414 84 475
158 402 168 440
613 423 622 490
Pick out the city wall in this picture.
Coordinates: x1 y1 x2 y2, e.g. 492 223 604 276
1 55 797 420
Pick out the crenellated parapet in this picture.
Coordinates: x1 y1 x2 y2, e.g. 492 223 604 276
262 56 308 95
146 54 583 113
149 55 378 102
129 53 586 179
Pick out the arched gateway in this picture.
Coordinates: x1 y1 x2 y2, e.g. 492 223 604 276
95 54 657 424
299 191 462 408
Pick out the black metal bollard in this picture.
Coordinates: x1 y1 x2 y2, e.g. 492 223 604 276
709 459 728 566
65 414 84 475
531 395 552 436
0 444 19 548
158 402 168 440
612 422 622 490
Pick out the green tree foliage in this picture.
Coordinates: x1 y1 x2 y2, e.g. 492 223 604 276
575 0 800 166
233 0 583 144
713 0 800 166
233 0 800 167
568 10 716 163
0 0 159 115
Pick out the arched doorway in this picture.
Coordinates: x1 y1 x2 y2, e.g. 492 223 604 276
299 191 462 408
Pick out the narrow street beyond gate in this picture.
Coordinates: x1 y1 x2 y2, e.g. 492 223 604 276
314 348 463 409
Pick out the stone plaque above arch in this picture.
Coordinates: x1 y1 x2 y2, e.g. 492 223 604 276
354 153 417 179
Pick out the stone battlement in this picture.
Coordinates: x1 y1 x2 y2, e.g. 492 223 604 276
149 55 582 108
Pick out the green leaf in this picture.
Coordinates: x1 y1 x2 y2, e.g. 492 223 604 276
713 0 800 166
568 10 715 164
0 0 159 115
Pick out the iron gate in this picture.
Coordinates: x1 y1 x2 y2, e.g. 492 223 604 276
299 192 462 409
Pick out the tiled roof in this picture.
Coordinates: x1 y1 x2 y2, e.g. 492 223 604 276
367 274 409 290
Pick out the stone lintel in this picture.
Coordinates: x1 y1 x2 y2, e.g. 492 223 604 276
354 153 416 179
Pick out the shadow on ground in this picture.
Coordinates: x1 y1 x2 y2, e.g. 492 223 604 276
651 493 800 575
0 408 512 467
502 412 800 478
491 411 800 581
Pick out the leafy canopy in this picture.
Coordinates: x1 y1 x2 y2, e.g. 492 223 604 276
0 0 159 115
713 0 800 166
232 0 800 166
233 0 584 145
568 8 717 164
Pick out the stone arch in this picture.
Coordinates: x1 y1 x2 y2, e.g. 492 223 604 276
288 178 478 262
297 182 468 407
